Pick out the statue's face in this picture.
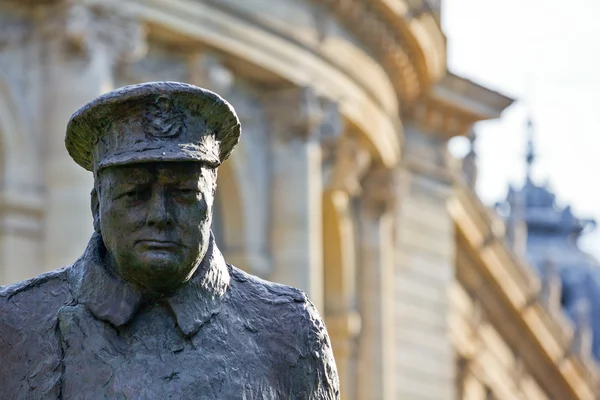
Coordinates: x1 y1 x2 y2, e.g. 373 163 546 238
94 162 217 294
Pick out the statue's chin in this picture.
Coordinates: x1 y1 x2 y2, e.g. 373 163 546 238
137 251 180 270
125 253 190 294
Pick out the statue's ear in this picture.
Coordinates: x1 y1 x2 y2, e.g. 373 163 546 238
91 187 101 233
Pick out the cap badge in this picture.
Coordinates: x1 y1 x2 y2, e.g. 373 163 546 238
144 96 185 139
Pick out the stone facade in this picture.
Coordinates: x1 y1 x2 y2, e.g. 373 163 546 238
1 0 596 399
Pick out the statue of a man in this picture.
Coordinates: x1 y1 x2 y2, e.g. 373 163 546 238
0 82 339 399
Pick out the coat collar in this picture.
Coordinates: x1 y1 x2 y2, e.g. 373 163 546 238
74 232 230 337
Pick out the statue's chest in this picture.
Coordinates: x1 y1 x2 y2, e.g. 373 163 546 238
57 304 280 399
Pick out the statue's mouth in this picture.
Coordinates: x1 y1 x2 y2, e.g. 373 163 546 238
135 239 183 250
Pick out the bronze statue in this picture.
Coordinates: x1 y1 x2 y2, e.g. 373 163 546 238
0 82 339 399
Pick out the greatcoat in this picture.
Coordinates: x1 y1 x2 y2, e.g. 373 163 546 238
0 233 339 399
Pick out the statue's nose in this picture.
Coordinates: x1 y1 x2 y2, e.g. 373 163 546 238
146 188 174 228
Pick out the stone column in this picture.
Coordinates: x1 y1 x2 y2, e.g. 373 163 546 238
265 86 325 312
394 126 455 399
0 9 44 283
37 2 145 271
322 124 370 399
355 166 396 400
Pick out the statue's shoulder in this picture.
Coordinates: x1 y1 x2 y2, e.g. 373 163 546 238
228 264 307 305
0 266 75 317
0 266 77 397
227 264 326 342
227 265 340 398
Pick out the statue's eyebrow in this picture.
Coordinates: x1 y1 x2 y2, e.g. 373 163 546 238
102 170 151 189
155 166 203 182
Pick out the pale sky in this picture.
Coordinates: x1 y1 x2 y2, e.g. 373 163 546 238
442 0 600 258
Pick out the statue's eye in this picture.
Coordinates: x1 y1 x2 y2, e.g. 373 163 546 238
118 189 144 201
178 189 199 196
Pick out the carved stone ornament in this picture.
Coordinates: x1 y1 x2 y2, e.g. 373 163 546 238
361 165 397 216
326 135 371 196
320 0 421 100
41 1 147 63
265 86 325 142
571 298 593 359
0 14 30 50
538 256 561 314
462 129 478 188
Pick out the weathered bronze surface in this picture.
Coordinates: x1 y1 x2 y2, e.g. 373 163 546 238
0 82 339 399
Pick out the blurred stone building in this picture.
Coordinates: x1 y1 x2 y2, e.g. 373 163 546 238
0 0 597 399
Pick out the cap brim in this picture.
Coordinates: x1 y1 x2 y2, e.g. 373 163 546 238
96 146 221 172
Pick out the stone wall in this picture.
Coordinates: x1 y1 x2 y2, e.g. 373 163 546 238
394 128 456 400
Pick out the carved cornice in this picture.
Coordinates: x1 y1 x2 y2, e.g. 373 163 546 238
404 94 472 138
369 0 446 86
319 0 446 102
322 0 418 101
404 73 515 138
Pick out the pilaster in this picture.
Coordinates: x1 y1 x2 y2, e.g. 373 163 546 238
322 128 370 400
0 3 47 282
355 165 396 400
395 126 455 400
264 86 325 312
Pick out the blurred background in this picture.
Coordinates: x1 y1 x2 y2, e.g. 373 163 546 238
1 0 599 398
